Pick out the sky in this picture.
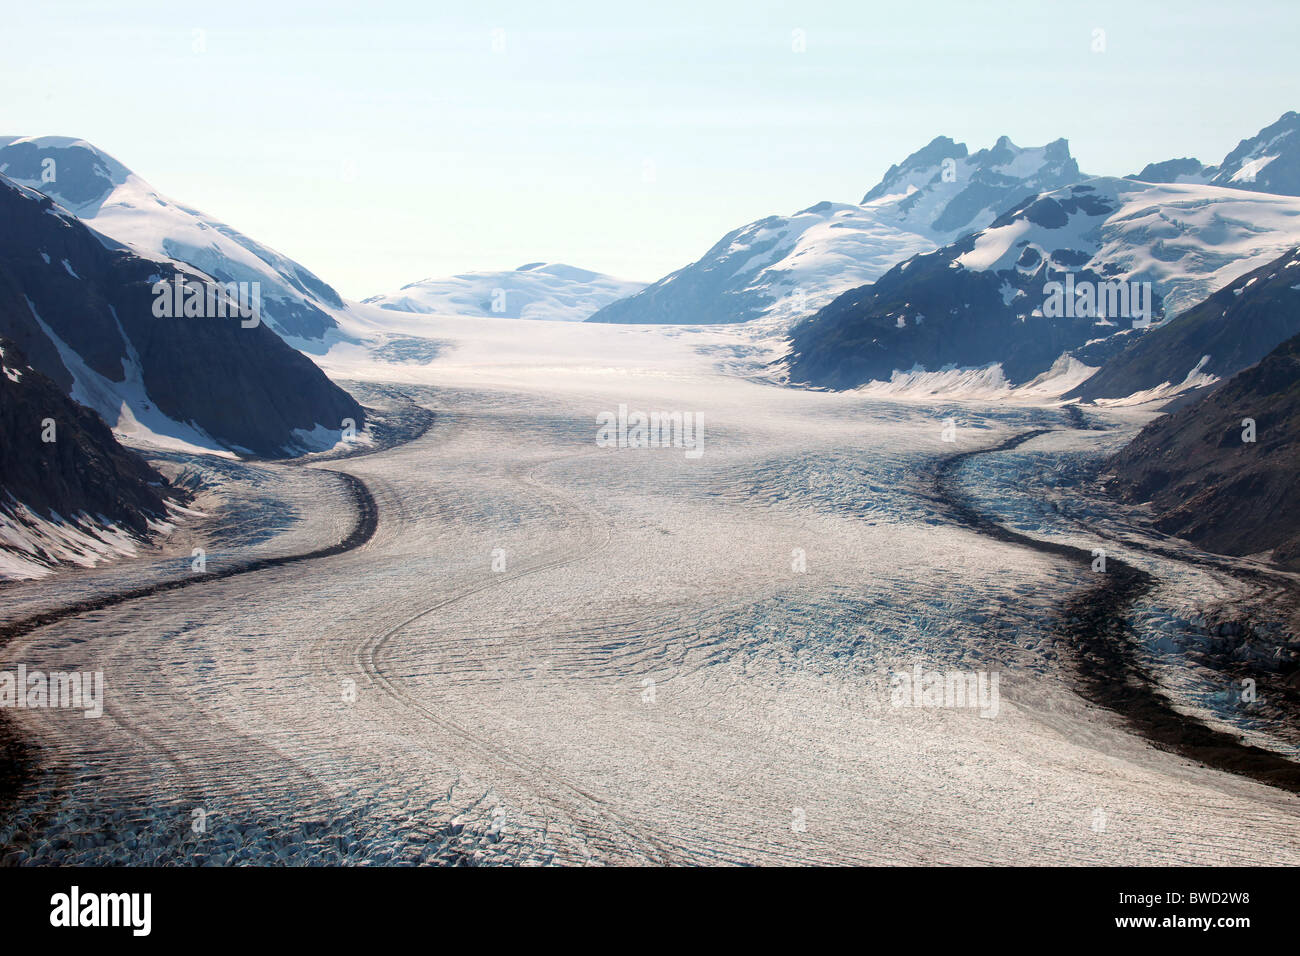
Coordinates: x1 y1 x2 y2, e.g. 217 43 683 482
4 1 1299 300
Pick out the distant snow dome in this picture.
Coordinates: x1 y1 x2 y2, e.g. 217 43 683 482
363 262 646 321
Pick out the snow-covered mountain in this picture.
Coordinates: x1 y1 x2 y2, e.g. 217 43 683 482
0 173 364 458
0 136 352 350
1211 111 1300 194
587 135 1083 326
364 262 644 321
1128 111 1300 196
1126 157 1214 186
1069 244 1300 403
784 177 1300 390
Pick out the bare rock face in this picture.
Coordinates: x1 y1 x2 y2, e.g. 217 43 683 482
1107 331 1300 569
0 336 175 536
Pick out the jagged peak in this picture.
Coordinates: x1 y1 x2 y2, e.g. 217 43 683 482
862 133 1077 204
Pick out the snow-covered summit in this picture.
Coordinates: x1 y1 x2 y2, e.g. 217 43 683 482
785 176 1300 390
364 261 645 321
1127 111 1300 196
587 134 1083 326
0 135 352 350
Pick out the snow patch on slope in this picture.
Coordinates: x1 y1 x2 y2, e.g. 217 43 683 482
1094 354 1221 406
24 297 237 458
0 497 172 580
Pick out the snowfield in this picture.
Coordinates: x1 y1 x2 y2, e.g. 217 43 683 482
2 316 1298 865
959 177 1300 318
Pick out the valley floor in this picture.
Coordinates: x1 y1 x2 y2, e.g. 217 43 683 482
1 317 1298 865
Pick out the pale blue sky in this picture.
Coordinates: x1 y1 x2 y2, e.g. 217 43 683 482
4 1 1298 299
